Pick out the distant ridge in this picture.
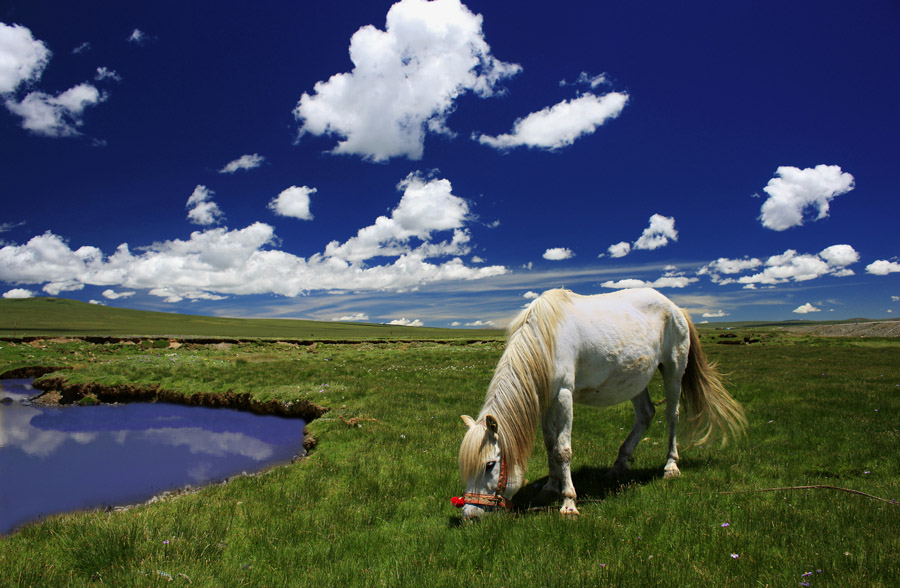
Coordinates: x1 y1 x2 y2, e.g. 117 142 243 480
0 297 504 340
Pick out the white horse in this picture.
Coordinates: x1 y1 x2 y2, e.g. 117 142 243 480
456 288 746 519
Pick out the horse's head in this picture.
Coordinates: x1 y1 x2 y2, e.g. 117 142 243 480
456 414 522 520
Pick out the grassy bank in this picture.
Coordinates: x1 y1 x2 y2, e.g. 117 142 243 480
1 333 898 587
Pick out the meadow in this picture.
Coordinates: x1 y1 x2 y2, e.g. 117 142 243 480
1 321 898 586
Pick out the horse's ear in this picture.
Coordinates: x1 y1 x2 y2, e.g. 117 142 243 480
461 415 476 429
485 414 499 434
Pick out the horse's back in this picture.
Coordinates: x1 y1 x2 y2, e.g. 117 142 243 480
550 288 689 406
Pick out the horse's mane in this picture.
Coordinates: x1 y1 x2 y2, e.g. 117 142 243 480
460 289 571 480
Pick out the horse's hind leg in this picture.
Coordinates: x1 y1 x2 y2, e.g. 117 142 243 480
661 364 683 479
606 388 654 480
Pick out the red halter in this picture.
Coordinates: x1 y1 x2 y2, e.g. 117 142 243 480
453 456 512 511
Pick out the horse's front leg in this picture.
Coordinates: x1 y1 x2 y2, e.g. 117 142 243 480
555 387 579 517
536 409 563 505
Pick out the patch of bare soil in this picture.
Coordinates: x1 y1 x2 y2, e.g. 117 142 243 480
788 321 900 338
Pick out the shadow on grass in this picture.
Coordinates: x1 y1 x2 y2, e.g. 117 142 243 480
512 465 664 515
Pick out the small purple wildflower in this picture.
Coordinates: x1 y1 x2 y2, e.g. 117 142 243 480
721 522 730 527
801 572 813 577
730 553 740 559
800 583 810 587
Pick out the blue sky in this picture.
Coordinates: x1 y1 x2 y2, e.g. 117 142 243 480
1 0 898 327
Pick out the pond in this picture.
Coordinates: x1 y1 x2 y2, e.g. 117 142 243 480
0 378 307 535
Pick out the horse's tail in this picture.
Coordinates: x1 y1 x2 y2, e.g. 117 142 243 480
679 308 748 446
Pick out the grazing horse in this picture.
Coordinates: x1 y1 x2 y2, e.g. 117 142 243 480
456 288 746 519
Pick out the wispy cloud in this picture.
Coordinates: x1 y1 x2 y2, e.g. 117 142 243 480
219 153 265 174
476 92 627 151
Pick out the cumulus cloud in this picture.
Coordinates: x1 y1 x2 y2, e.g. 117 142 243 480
477 92 627 151
269 186 315 220
0 22 51 94
186 185 224 226
602 268 698 290
793 303 821 314
294 0 520 161
866 260 900 275
523 291 540 300
543 247 574 261
606 241 631 258
0 173 507 302
324 173 472 262
603 215 677 258
758 165 855 231
702 310 729 318
332 313 369 322
3 288 34 299
219 153 265 174
5 82 105 137
701 244 861 287
634 214 678 250
388 317 423 327
465 319 496 327
102 289 134 300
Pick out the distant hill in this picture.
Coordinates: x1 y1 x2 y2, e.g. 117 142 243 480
0 297 504 340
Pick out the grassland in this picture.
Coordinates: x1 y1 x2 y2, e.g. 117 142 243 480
0 297 504 340
0 324 898 586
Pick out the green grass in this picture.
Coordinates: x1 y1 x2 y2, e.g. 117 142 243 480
0 296 503 340
1 333 898 587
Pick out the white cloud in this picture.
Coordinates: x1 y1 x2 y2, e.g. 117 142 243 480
94 67 121 82
523 290 539 300
5 83 105 136
186 185 224 226
219 153 265 174
465 319 496 327
759 165 855 231
730 245 860 287
560 72 608 89
128 29 148 44
294 0 520 162
633 214 677 251
269 186 315 220
0 22 51 94
388 317 423 327
0 173 508 302
324 173 472 262
72 42 90 55
601 275 697 290
793 303 821 314
891 296 899 302
476 92 627 151
702 310 729 318
332 313 369 322
543 247 574 261
699 257 763 280
3 288 33 299
102 289 134 300
866 260 900 276
607 241 631 258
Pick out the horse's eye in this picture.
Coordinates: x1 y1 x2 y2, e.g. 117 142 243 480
485 461 496 471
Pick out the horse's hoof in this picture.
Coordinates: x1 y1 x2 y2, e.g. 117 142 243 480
663 467 681 479
560 506 580 518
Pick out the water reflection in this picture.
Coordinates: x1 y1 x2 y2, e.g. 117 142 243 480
0 379 306 534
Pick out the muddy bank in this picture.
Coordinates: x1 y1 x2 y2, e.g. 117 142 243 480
0 365 71 379
30 375 328 452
